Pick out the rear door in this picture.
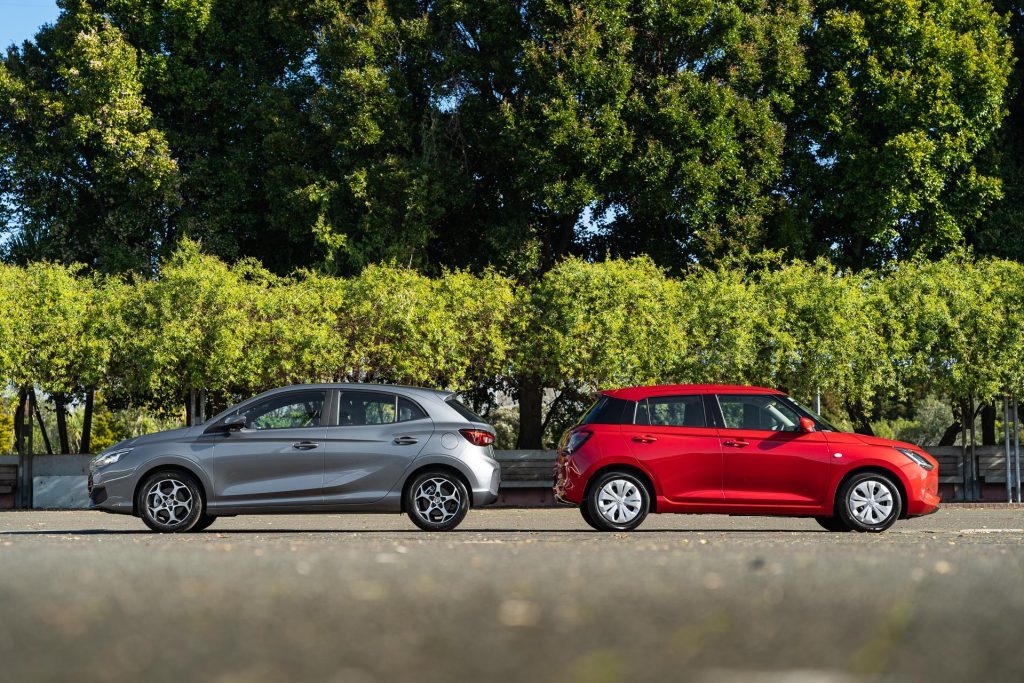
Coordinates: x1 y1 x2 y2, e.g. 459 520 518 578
211 389 327 508
715 393 831 507
622 394 724 502
322 390 432 505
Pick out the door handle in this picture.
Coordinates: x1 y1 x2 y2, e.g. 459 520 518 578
292 441 319 450
723 439 749 448
394 436 419 445
632 435 658 444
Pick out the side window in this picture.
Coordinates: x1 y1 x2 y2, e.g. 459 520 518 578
718 394 801 432
338 392 428 426
241 391 326 430
635 395 706 427
398 397 427 422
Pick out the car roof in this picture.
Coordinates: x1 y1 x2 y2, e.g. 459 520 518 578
602 384 783 401
266 383 454 401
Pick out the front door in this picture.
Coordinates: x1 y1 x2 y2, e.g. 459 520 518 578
322 390 432 505
715 393 830 507
622 394 723 502
211 389 327 509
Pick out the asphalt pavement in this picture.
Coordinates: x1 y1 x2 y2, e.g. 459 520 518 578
1 508 1023 682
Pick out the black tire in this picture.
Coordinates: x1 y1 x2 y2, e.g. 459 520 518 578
814 515 852 532
190 514 218 532
405 470 470 532
137 470 205 533
837 472 902 533
580 504 601 531
585 471 650 532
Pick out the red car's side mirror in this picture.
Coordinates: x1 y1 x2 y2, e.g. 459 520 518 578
799 416 817 433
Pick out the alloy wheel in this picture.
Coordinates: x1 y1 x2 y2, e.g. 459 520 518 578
413 477 462 525
146 479 194 527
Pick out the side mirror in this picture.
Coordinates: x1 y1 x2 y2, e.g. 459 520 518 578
799 416 817 433
207 414 246 434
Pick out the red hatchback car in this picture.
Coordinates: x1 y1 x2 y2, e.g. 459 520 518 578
554 385 940 532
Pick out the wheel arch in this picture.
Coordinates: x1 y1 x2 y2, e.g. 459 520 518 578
833 465 909 519
583 463 658 513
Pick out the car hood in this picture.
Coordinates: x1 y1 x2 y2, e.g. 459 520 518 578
102 426 199 453
828 431 920 452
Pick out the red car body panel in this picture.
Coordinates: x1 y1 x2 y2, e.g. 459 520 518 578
554 385 940 519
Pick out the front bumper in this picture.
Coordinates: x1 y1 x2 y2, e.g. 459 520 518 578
87 466 136 514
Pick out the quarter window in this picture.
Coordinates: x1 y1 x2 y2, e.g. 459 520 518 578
635 395 706 427
238 391 326 430
337 392 426 426
718 394 801 432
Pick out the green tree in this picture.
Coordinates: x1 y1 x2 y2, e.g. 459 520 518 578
0 4 179 272
775 0 1014 267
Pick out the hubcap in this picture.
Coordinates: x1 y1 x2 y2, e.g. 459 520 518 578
597 479 642 524
146 479 193 526
414 477 462 525
849 479 894 525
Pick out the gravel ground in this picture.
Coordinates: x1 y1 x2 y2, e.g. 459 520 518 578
1 508 1023 682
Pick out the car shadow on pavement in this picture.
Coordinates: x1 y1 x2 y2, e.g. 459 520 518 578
0 527 829 535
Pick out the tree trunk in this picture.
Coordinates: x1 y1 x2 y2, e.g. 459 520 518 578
981 401 997 446
516 375 544 449
12 388 27 456
31 390 53 455
845 400 875 436
938 401 962 447
80 389 94 454
55 393 70 454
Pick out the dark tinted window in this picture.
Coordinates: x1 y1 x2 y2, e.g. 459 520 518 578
718 394 801 431
445 396 484 423
239 391 325 430
635 395 706 427
580 396 631 425
337 392 426 426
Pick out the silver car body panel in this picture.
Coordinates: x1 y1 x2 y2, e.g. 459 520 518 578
88 384 500 516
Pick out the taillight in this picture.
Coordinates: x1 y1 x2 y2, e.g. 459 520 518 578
565 430 592 455
459 429 495 447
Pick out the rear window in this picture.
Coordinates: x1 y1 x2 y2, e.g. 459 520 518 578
446 396 484 423
579 396 632 425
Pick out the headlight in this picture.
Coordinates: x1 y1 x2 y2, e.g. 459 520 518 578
895 447 934 471
91 448 132 470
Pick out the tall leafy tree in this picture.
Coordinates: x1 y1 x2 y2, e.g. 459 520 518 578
0 2 179 273
774 0 1014 268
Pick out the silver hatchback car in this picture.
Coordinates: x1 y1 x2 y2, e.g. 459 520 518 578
88 384 501 532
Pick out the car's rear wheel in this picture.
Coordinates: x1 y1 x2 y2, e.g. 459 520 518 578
405 470 470 532
137 471 204 533
837 472 902 532
586 472 650 532
814 515 852 532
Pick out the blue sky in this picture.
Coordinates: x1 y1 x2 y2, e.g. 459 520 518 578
0 1 60 50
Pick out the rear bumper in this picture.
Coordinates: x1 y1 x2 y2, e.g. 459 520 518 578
553 452 584 505
470 456 501 507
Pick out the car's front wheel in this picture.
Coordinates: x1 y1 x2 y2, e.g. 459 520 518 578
837 472 903 532
405 470 470 531
137 471 205 533
586 471 650 532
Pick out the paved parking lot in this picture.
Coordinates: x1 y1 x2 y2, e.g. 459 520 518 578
1 508 1023 682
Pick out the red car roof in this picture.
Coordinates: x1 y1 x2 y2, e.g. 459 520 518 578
602 384 783 401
